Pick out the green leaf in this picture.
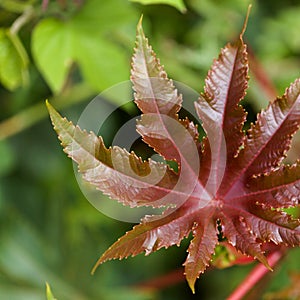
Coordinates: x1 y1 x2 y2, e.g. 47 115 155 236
46 283 57 300
73 35 129 93
0 28 28 90
130 0 187 13
31 19 73 93
32 0 136 96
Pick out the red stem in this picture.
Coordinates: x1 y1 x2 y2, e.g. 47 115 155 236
227 249 285 300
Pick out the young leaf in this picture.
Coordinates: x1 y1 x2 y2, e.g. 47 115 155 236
48 17 300 293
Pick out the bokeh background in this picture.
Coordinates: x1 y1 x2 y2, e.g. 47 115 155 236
1 0 300 299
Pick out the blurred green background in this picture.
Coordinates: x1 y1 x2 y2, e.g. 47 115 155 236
0 0 300 299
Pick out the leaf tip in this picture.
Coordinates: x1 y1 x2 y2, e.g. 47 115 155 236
265 261 273 272
187 278 196 294
258 254 273 272
240 4 252 38
138 14 143 26
45 100 55 116
91 264 98 275
91 256 104 275
136 15 146 43
45 100 61 125
137 14 144 33
45 99 51 109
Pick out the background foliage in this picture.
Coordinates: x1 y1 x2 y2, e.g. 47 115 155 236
0 0 299 299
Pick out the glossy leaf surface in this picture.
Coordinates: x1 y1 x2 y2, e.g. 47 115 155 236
48 20 300 293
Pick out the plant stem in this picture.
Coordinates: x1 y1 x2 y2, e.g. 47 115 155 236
227 249 285 300
10 6 35 35
0 83 95 141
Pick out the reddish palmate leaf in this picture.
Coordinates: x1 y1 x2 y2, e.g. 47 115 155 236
47 16 300 293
